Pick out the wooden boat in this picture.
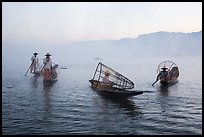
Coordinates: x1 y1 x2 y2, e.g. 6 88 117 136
31 65 44 82
89 62 143 98
153 60 179 86
43 64 59 84
32 68 42 76
60 67 67 69
28 63 43 77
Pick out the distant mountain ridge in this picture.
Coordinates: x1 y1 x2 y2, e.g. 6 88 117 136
70 31 202 56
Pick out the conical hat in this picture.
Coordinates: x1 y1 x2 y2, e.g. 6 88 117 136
104 70 110 75
33 52 38 55
45 53 51 56
161 67 168 70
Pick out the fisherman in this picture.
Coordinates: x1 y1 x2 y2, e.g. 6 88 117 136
156 67 168 81
102 70 113 90
43 53 52 81
30 52 39 73
103 70 111 83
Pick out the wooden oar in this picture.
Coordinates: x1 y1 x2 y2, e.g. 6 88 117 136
34 60 49 82
25 61 33 76
152 74 163 86
152 79 159 86
152 70 170 86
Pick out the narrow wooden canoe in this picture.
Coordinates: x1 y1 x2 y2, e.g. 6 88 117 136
89 62 143 98
156 61 179 86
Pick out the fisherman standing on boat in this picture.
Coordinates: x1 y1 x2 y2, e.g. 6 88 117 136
156 67 168 81
30 52 39 74
43 53 52 81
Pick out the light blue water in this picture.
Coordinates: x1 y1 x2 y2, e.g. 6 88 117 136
2 55 202 135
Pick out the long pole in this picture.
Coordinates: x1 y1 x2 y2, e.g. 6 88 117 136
152 79 159 86
25 61 33 76
34 59 49 82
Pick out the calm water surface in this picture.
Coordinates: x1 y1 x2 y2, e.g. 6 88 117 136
2 56 202 135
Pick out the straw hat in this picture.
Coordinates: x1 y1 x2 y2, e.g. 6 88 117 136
45 53 51 56
104 70 110 76
161 67 168 70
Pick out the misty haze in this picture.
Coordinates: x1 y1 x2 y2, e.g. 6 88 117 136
3 31 202 67
2 2 202 135
2 31 202 135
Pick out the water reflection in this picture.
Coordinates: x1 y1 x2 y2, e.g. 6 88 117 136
31 80 39 89
98 93 141 118
43 81 56 92
157 92 169 114
41 82 54 128
156 83 179 96
43 83 52 92
157 85 169 96
30 73 44 89
156 84 179 114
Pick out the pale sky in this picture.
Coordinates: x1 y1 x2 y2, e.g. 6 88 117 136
2 2 202 44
